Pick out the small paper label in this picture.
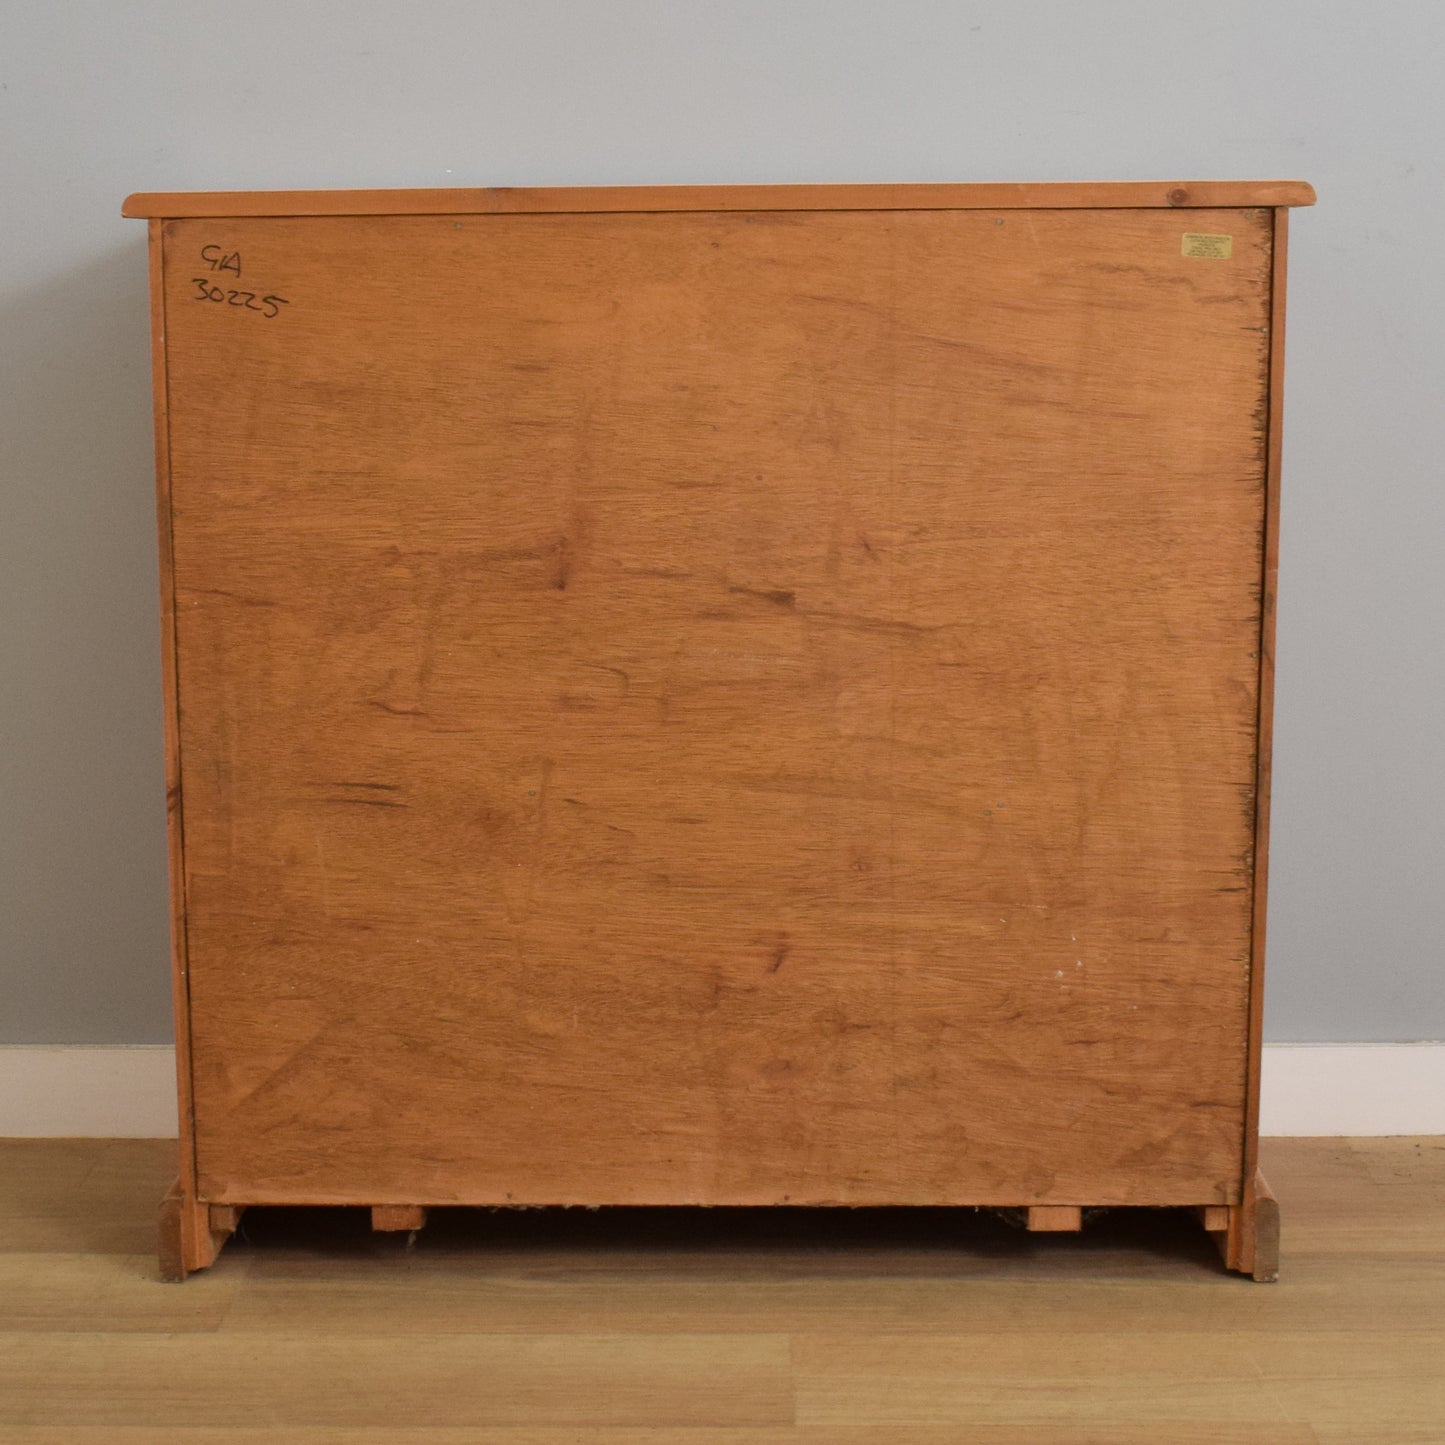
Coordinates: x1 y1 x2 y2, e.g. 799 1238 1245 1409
1181 232 1233 259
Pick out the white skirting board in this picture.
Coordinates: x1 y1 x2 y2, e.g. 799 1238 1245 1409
0 1042 1442 1138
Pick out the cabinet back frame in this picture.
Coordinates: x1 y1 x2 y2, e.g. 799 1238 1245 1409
147 218 213 1268
1242 207 1290 1190
134 182 1313 1277
123 180 1316 219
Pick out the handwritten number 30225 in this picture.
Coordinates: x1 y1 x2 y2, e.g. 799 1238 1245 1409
191 278 289 319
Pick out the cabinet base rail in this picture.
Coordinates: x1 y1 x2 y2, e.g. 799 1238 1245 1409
157 1173 1280 1283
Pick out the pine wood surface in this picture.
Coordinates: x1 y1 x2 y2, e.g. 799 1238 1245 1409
147 218 203 1247
157 203 1275 1213
0 1137 1441 1439
1243 208 1289 1197
123 180 1317 218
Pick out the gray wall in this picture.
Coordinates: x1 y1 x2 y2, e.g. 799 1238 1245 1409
2 0 1441 1044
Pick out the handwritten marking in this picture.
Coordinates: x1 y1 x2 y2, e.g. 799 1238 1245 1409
200 244 242 276
192 244 288 317
191 278 289 317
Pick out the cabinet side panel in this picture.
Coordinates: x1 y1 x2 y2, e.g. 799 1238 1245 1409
163 208 1271 1208
148 220 197 1193
1244 209 1289 1181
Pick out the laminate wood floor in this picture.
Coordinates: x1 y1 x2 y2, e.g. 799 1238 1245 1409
0 1137 1441 1441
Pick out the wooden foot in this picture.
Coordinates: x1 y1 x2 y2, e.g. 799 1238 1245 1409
1247 1173 1281 1283
372 1205 429 1233
1196 1204 1231 1233
1202 1169 1280 1282
158 1180 242 1282
1026 1205 1083 1232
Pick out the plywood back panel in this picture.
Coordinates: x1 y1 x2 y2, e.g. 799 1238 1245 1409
159 205 1272 1207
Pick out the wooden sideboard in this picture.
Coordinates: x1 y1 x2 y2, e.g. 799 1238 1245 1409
125 180 1315 1280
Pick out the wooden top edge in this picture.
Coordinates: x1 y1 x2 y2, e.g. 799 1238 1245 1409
122 180 1317 218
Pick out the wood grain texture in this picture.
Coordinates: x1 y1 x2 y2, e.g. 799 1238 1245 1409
122 180 1318 218
146 219 198 1206
155 203 1277 1213
0 1334 793 1429
0 1251 240 1335
158 1178 227 1282
207 1204 243 1235
0 1138 1441 1439
1250 1170 1281 1281
1198 1203 1231 1232
0 1431 1326 1445
0 1140 174 1256
1243 208 1290 1196
1026 1205 1082 1232
221 1238 1445 1336
371 1205 427 1232
791 1331 1445 1429
156 1180 184 1283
